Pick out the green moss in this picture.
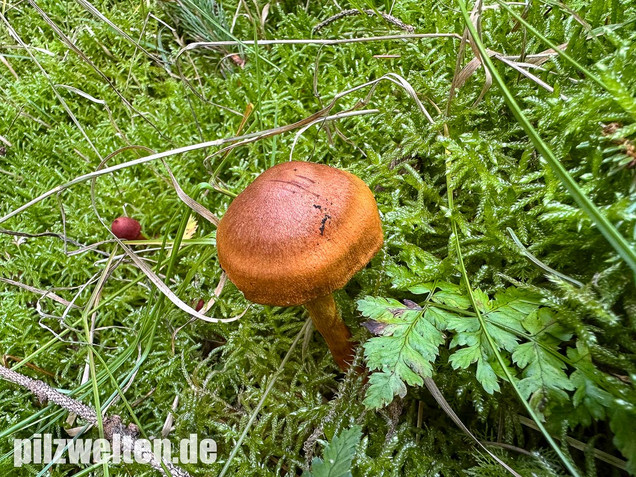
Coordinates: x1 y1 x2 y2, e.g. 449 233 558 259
0 0 635 475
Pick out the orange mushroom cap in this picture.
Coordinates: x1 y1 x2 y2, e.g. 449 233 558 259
216 161 383 306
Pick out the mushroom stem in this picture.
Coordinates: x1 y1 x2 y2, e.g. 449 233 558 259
304 294 355 371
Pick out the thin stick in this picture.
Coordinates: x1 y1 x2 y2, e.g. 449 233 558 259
0 228 109 256
175 33 462 56
423 378 522 476
0 365 191 477
517 415 627 470
313 9 415 33
0 277 80 309
0 74 415 226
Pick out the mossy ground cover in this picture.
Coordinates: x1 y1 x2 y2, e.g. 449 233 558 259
0 0 635 475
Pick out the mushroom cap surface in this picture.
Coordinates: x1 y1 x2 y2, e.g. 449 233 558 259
217 161 383 306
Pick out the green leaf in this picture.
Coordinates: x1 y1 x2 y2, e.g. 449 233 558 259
512 342 573 401
567 344 613 425
399 243 442 279
362 369 408 409
424 306 455 330
447 316 480 335
356 296 406 323
358 297 445 408
408 282 434 295
448 343 481 368
476 356 501 395
432 282 471 309
449 341 501 394
485 287 541 335
446 287 547 394
305 426 363 477
522 309 571 341
486 323 520 352
471 289 491 312
489 287 542 319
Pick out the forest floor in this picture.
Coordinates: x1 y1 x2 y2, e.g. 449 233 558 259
1 0 635 476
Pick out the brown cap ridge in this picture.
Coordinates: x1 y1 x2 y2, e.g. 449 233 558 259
216 161 383 306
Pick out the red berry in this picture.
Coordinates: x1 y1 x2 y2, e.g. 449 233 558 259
111 217 143 240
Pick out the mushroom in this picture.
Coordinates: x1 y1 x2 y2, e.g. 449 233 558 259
111 217 145 240
216 161 383 370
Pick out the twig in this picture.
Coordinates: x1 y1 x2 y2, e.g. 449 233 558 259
0 364 192 477
0 73 433 227
176 33 460 54
423 377 521 476
517 415 627 470
0 277 81 309
313 9 415 33
3 355 55 377
507 227 584 287
482 441 534 457
0 228 110 257
162 160 220 226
